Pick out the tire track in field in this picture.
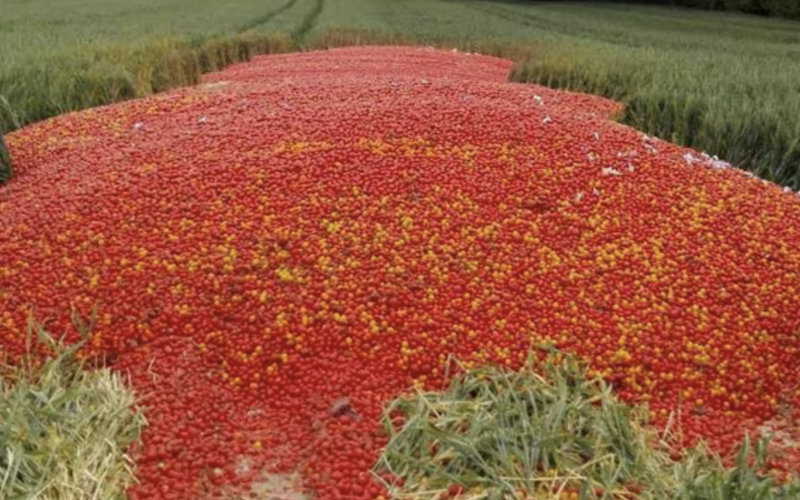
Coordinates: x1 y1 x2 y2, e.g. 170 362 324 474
456 0 557 34
292 0 324 43
457 0 647 50
237 0 302 32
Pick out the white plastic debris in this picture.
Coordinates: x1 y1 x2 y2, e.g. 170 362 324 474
198 116 208 123
574 191 584 202
533 95 544 106
542 115 552 124
594 132 600 141
601 167 622 176
707 156 731 169
133 122 144 130
420 78 430 85
627 163 635 172
592 188 600 196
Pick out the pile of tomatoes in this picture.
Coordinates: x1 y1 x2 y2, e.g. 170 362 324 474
2 47 799 498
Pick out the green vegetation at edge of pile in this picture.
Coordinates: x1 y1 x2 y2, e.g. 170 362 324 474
0 135 11 183
376 350 800 499
0 32 290 136
0 313 146 499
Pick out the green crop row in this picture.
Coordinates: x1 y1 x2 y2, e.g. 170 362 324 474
0 32 290 131
607 0 800 19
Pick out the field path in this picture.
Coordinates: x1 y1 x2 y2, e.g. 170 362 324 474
292 0 324 41
237 0 303 33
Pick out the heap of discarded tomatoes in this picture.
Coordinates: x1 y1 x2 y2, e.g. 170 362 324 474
2 47 799 498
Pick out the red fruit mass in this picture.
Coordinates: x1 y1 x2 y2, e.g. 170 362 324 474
2 47 800 498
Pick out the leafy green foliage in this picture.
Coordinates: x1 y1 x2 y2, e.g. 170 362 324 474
376 352 800 499
0 316 146 499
